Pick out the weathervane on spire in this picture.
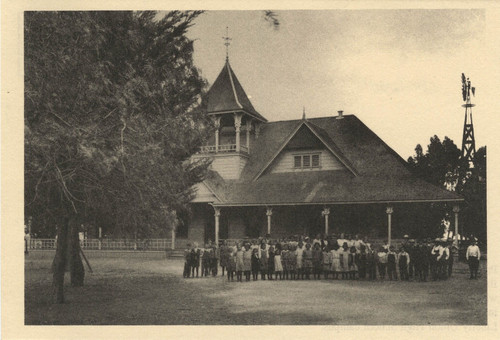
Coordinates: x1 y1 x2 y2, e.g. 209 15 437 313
223 26 232 61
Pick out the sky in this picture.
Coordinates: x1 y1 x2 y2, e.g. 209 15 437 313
185 9 496 159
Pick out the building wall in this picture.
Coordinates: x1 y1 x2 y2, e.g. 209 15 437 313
211 154 248 180
270 149 344 173
227 213 247 239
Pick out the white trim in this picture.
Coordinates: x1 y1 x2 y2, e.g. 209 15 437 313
292 152 321 170
303 121 358 176
253 121 357 181
226 62 243 109
197 180 223 203
212 198 464 207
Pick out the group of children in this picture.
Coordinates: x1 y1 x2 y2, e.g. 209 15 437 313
182 234 464 282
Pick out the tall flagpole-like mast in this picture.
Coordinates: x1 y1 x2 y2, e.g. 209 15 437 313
460 73 476 170
223 26 232 61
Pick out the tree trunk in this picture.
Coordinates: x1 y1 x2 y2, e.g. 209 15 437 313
68 218 85 286
53 217 69 304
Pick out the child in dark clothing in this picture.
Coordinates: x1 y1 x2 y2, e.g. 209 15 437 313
183 243 191 278
268 245 275 280
366 249 377 280
190 243 201 278
398 247 410 281
259 242 268 280
251 248 260 281
387 246 398 280
312 243 323 280
226 248 235 281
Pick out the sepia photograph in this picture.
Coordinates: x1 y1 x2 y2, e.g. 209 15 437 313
2 3 498 336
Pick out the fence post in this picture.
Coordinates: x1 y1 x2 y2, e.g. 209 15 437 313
171 228 175 250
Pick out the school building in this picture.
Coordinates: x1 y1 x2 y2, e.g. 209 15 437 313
176 57 463 246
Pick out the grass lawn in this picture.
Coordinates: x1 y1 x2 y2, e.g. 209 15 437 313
25 251 487 325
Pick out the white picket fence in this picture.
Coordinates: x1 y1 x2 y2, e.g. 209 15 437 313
28 238 173 251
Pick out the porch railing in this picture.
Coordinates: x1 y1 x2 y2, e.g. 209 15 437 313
199 144 248 154
28 238 173 251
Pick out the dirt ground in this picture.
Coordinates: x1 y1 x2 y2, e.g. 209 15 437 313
25 251 487 325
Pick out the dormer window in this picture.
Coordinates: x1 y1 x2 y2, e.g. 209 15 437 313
293 153 321 169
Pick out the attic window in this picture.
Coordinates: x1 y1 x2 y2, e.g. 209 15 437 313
294 153 321 169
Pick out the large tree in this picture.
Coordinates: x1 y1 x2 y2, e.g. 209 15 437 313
25 11 211 303
407 136 486 242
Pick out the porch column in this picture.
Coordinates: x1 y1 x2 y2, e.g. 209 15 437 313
266 207 273 235
214 207 221 246
453 205 460 246
245 120 252 152
214 117 220 153
322 207 330 235
234 113 242 152
386 206 393 247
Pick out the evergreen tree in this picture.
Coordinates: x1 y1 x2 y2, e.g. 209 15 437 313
407 136 486 242
24 11 211 303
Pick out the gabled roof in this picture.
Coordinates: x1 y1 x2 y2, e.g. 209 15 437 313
206 60 267 122
196 114 463 205
252 119 358 180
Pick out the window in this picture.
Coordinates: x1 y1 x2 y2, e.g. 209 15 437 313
303 155 311 167
293 153 321 169
294 155 301 168
312 154 320 167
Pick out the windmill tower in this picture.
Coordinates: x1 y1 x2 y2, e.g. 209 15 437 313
460 73 476 170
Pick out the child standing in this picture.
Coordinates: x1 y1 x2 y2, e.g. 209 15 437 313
348 246 358 280
183 243 191 278
259 242 268 280
366 248 376 280
296 241 304 280
398 247 410 281
251 247 260 281
303 243 313 280
227 247 236 281
377 247 388 279
274 244 283 280
341 242 350 280
357 244 367 279
219 240 228 276
289 244 297 280
268 244 275 280
243 243 252 281
387 245 398 281
190 243 201 278
235 244 244 282
312 243 323 280
322 245 331 279
330 243 341 279
281 243 289 280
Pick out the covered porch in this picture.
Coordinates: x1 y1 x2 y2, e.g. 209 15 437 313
178 200 463 248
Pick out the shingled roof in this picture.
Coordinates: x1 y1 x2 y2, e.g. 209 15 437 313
203 114 463 205
205 60 267 122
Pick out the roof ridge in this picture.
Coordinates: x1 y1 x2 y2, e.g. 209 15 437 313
226 61 243 109
264 114 354 124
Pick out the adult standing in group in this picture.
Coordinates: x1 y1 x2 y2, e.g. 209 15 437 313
219 240 229 276
466 240 481 279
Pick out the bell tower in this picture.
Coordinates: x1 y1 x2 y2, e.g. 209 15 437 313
194 28 267 180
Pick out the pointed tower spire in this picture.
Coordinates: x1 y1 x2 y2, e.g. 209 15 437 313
302 106 306 120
